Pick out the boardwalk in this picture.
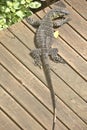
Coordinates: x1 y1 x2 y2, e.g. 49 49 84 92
0 0 87 130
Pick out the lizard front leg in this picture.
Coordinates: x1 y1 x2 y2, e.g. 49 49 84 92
53 17 71 28
26 18 41 28
30 49 42 68
49 48 65 63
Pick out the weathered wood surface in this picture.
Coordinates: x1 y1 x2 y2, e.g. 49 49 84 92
0 1 87 130
65 0 87 20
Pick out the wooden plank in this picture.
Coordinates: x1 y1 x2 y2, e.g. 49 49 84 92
0 110 20 130
0 32 87 123
0 43 87 102
14 19 87 101
8 21 87 80
59 24 87 61
51 0 87 40
65 0 87 20
0 90 45 130
0 65 67 130
0 44 87 129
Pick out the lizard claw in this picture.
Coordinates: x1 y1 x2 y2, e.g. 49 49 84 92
49 48 66 64
34 59 42 69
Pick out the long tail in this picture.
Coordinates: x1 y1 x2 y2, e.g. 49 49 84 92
41 54 56 130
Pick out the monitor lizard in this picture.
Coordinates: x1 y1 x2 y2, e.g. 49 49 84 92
26 7 70 130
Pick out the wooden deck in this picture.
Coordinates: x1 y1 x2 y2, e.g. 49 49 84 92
0 0 87 130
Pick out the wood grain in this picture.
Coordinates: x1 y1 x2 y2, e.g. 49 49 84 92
0 44 87 129
0 1 87 129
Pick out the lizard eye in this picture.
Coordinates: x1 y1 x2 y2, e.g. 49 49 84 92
52 12 58 19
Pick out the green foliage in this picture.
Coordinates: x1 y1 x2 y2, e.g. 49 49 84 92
0 0 41 30
29 1 41 9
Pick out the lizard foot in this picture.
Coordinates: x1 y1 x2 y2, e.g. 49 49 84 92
49 48 65 63
53 17 71 28
30 49 42 68
34 58 42 68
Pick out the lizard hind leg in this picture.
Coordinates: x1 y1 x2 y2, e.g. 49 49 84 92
30 49 42 68
49 48 65 63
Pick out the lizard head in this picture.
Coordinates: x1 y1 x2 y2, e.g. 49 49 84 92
50 8 70 19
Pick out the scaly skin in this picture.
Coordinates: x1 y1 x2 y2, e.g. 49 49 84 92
27 7 70 130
